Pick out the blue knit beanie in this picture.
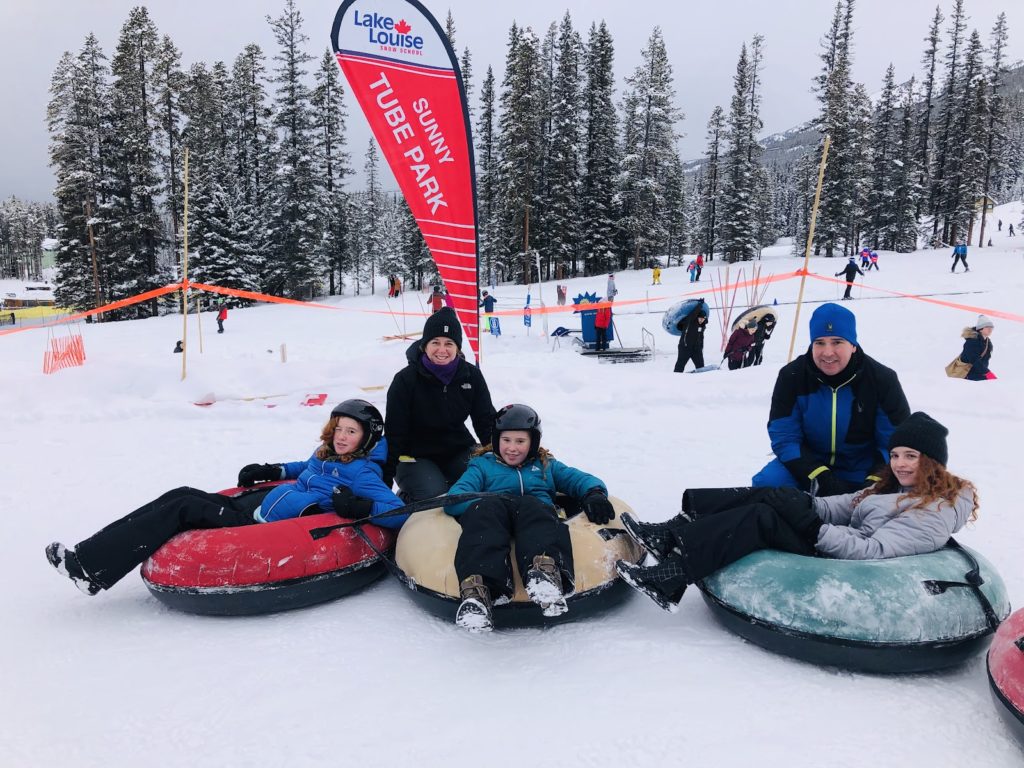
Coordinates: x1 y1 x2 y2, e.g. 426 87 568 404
809 303 858 346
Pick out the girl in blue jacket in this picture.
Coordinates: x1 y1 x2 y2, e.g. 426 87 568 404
448 404 614 632
46 400 405 596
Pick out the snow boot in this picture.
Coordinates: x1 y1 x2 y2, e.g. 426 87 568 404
620 512 684 560
45 542 102 596
524 554 569 617
455 575 493 632
615 557 689 614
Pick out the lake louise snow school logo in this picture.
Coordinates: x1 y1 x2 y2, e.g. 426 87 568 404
352 11 425 53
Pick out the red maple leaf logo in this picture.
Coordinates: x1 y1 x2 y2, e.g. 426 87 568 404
395 19 411 34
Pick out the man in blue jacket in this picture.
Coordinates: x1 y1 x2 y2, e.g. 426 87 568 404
751 303 910 496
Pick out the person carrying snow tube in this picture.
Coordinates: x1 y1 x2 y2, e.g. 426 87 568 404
45 400 406 596
723 318 756 370
447 404 615 632
384 307 496 502
673 299 708 373
617 412 978 612
746 312 777 367
752 302 910 496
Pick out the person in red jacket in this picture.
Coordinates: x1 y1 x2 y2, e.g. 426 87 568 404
695 253 705 281
724 318 756 369
430 286 444 313
594 300 613 351
216 304 228 333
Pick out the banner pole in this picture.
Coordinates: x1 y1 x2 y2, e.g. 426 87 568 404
787 135 830 364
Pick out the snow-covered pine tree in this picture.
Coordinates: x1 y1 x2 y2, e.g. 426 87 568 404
719 38 765 262
103 6 169 318
47 37 110 311
914 6 943 219
476 66 499 287
928 0 967 242
152 35 186 274
352 139 383 295
845 83 873 253
974 13 1009 247
313 49 353 296
944 30 988 244
890 79 922 252
864 64 900 249
0 198 51 280
397 195 433 290
697 106 725 260
532 21 558 274
616 27 682 270
661 152 687 265
264 0 324 298
580 21 618 275
495 23 541 282
545 12 584 279
460 47 474 126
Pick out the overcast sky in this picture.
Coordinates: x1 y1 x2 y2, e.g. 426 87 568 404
2 0 1022 203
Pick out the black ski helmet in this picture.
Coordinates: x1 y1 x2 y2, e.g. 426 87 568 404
330 399 384 455
493 403 542 458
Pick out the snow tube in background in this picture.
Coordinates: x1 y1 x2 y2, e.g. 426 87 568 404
662 299 710 336
988 607 1024 745
394 497 644 628
141 485 395 616
730 304 778 333
698 541 1009 673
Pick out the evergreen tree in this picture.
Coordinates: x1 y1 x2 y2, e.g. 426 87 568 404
890 79 922 252
476 66 499 286
580 21 619 274
914 6 943 218
697 106 725 260
929 0 967 240
352 139 383 294
313 48 353 295
864 64 900 248
975 13 1009 247
617 27 682 270
264 0 323 298
103 6 169 317
152 35 186 270
943 29 988 243
460 47 474 126
545 12 584 278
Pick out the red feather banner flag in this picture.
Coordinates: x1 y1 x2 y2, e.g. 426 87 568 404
332 0 480 357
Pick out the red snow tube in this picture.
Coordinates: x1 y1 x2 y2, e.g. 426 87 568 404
141 485 395 616
988 607 1024 744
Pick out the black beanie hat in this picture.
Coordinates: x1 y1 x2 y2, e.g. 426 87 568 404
888 412 949 466
421 306 463 349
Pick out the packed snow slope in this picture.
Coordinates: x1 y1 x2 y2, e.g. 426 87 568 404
3 206 1023 767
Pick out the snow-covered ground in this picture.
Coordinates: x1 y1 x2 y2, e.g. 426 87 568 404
3 203 1023 767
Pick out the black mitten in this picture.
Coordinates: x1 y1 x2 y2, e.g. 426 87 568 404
581 489 615 524
811 469 859 497
332 487 374 521
237 463 282 487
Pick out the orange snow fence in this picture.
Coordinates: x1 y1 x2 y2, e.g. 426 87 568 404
43 326 85 374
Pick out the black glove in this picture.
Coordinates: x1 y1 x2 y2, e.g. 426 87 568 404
581 489 615 525
811 469 860 497
237 463 282 487
332 486 374 521
764 487 822 546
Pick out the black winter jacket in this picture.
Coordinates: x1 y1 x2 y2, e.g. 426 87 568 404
384 341 496 478
835 262 864 281
959 328 993 381
677 313 707 349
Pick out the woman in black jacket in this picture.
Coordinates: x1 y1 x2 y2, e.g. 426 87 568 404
384 307 497 501
959 315 995 381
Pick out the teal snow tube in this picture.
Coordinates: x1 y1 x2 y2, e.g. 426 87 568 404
698 541 1009 673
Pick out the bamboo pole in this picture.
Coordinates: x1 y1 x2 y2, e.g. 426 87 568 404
787 135 831 363
181 148 190 381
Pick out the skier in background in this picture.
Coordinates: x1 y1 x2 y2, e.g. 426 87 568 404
867 251 880 271
835 257 864 300
950 242 969 273
695 253 705 281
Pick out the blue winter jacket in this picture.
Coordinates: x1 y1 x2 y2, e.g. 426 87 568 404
959 328 992 381
765 348 910 489
445 452 606 517
256 439 407 528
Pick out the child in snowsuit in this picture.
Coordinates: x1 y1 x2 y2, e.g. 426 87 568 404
617 412 977 612
724 318 756 370
45 400 406 596
447 404 614 632
687 260 698 283
216 304 228 333
859 248 871 269
835 258 864 300
430 286 444 313
958 315 995 381
673 304 707 373
951 243 969 272
652 266 662 285
868 251 879 271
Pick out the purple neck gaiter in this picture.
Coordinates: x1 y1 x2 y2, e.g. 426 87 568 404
421 353 459 386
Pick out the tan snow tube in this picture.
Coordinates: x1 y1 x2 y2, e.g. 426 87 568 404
731 304 778 333
394 496 644 627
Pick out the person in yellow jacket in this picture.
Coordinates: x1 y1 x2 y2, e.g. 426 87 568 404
652 265 662 285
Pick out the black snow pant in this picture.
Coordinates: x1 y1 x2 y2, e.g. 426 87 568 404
395 448 471 502
666 487 816 583
951 254 968 272
595 327 609 351
842 281 854 299
674 340 704 372
74 486 260 589
217 319 225 333
454 495 574 600
727 357 743 370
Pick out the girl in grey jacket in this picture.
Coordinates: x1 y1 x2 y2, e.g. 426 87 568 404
616 412 979 612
